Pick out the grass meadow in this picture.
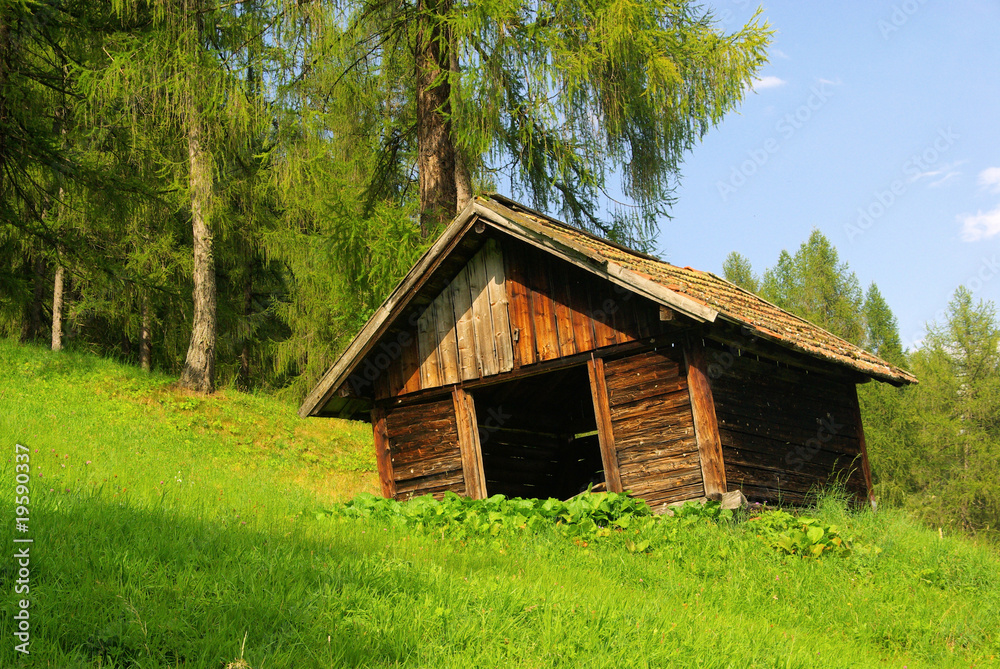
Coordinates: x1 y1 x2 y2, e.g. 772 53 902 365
1 339 998 668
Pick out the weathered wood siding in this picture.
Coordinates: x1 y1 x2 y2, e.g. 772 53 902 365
410 238 515 392
503 239 660 367
369 233 665 400
600 348 705 511
707 343 868 503
383 397 467 500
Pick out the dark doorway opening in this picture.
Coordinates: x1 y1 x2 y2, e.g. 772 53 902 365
471 365 604 500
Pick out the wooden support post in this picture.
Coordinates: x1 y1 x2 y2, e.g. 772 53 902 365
371 405 396 499
587 355 623 493
683 337 728 497
849 384 877 510
453 387 487 499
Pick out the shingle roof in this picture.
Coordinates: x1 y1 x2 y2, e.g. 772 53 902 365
300 195 914 418
483 194 916 386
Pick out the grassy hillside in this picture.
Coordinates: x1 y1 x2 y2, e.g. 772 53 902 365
1 340 998 668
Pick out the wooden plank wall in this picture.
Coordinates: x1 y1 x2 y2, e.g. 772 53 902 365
601 348 705 511
502 238 660 368
418 238 514 388
706 341 868 504
372 233 664 400
383 397 467 500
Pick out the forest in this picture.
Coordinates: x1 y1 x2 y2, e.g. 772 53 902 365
2 0 998 539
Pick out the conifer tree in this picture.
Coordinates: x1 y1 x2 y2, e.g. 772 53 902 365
342 0 772 241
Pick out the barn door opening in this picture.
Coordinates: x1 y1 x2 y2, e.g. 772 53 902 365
470 365 604 499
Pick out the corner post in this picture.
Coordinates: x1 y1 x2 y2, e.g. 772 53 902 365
849 384 877 510
587 355 623 493
371 405 396 499
453 387 487 499
683 336 728 497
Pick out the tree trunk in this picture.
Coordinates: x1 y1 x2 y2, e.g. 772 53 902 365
416 0 458 236
140 295 151 372
449 32 472 212
179 0 216 393
179 109 216 392
51 262 64 351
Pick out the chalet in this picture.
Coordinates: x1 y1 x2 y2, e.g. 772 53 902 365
299 195 916 511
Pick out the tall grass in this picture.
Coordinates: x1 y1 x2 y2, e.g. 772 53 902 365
1 339 998 668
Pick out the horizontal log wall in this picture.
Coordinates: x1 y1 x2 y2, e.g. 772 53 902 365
383 397 466 500
706 340 868 504
603 348 704 512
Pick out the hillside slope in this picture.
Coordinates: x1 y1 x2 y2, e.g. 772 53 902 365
1 340 998 668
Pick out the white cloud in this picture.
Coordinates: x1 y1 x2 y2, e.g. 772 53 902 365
960 204 1000 241
816 77 843 87
771 49 790 59
977 167 1000 193
908 160 964 185
751 76 787 91
929 171 960 188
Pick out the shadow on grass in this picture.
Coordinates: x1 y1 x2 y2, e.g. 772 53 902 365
0 491 441 668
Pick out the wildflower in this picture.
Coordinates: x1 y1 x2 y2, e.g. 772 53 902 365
86 460 91 465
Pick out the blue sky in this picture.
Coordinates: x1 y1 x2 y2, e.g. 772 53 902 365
656 0 1000 350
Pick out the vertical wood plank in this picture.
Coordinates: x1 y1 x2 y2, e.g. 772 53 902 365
568 270 596 353
588 356 623 493
386 337 405 397
400 323 422 394
529 251 560 361
850 384 876 508
451 265 479 380
417 306 441 388
434 291 461 384
453 387 487 499
483 239 514 373
371 405 396 498
590 280 619 347
550 262 578 357
467 248 499 376
612 286 638 344
684 336 727 497
501 238 538 368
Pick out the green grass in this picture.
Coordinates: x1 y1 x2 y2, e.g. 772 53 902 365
1 339 999 668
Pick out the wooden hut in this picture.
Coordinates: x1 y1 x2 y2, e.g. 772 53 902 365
299 195 916 511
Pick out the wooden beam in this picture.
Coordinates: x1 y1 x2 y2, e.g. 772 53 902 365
683 336 727 497
587 355 623 493
453 387 487 499
849 384 877 509
371 406 397 499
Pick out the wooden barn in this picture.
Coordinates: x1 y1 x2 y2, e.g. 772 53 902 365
299 195 916 511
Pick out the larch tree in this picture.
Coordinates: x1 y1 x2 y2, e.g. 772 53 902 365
341 0 772 241
83 0 277 392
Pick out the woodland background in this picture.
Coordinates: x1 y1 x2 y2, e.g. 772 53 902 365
2 0 997 539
